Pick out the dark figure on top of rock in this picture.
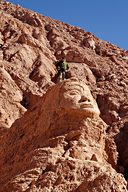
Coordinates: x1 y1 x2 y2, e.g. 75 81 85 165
55 57 69 81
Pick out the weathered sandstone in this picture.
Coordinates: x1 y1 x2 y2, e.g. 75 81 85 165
0 0 128 191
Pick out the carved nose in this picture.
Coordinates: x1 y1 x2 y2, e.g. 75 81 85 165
79 95 90 103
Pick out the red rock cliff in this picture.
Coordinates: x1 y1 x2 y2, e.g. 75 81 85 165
0 0 128 191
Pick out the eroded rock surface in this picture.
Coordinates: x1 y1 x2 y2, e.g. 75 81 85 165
0 78 127 191
0 0 128 191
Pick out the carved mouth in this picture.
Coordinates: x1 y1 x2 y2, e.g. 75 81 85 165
80 103 93 108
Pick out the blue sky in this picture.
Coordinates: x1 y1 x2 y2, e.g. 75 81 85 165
8 0 128 50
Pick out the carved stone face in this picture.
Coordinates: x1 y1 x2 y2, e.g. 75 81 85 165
59 80 100 118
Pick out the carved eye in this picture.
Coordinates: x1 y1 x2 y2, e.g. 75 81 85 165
69 92 77 95
69 91 79 95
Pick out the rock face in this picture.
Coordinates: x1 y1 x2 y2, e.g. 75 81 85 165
0 67 25 130
0 78 127 192
0 0 128 191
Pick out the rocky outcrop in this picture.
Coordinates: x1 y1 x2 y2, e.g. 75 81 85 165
0 66 25 130
0 0 128 191
0 78 127 191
